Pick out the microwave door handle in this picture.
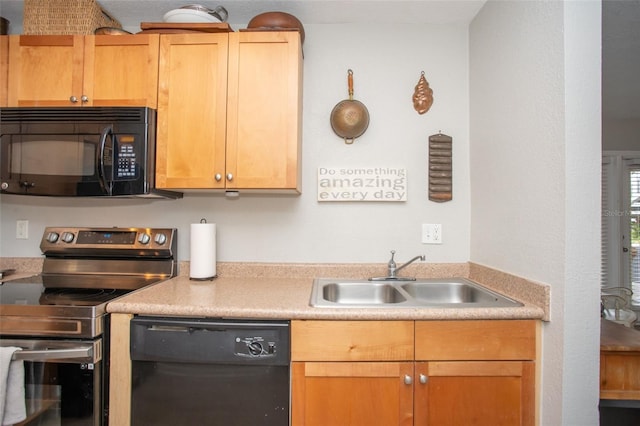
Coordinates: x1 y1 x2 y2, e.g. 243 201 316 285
98 125 114 195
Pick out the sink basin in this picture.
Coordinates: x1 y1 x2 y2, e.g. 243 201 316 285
401 281 506 304
310 277 522 308
322 282 406 304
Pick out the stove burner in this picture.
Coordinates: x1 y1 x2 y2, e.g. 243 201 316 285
39 288 127 306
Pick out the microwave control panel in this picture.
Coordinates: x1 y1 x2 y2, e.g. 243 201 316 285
116 139 137 179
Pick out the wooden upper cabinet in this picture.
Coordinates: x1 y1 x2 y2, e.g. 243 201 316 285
155 31 303 192
7 34 159 107
87 34 159 107
155 33 229 189
8 35 84 106
226 31 303 191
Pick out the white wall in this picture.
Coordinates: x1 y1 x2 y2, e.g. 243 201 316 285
0 23 471 264
470 1 601 425
0 3 603 424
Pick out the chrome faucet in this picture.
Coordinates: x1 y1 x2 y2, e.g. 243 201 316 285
369 250 426 281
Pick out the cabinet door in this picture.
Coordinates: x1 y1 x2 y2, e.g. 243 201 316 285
291 362 413 426
226 31 302 191
155 33 228 189
414 361 535 426
84 34 159 107
8 35 84 106
600 351 640 400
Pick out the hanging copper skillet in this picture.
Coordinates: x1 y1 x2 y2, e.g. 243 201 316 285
330 69 370 144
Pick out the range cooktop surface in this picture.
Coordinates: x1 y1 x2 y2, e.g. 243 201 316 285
0 275 131 307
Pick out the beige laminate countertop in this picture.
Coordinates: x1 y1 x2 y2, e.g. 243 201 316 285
0 258 549 320
105 262 549 321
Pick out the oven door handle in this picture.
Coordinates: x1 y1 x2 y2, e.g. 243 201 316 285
11 346 93 362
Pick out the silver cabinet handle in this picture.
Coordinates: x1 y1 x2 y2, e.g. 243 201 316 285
419 374 428 384
404 374 413 385
226 173 233 181
215 174 222 182
81 95 89 103
69 95 78 103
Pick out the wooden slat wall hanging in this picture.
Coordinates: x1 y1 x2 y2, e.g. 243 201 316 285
428 133 452 202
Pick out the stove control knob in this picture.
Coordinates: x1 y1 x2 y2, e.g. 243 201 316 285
154 233 167 245
61 232 75 243
46 232 60 243
138 233 151 245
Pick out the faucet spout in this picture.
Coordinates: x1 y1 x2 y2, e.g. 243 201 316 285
369 250 425 281
394 254 426 276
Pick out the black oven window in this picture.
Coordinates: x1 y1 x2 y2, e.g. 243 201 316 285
23 361 100 426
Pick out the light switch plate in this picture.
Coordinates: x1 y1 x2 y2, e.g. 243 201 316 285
16 220 29 239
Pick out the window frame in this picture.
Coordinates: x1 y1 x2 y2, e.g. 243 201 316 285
602 151 640 309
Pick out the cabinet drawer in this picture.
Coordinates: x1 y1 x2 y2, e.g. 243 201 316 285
291 320 414 361
415 320 537 360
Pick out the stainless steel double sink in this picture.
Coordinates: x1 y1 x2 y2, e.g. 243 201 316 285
310 277 522 308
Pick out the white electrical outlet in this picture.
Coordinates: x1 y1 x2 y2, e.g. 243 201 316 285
422 224 442 244
16 220 29 239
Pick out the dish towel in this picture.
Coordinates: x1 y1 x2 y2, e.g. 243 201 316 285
0 347 26 426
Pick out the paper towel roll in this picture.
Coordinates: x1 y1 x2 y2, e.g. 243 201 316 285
190 222 217 280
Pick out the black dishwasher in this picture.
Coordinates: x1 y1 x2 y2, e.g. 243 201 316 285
130 317 290 426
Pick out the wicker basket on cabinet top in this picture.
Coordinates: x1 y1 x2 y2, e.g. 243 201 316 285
23 0 122 35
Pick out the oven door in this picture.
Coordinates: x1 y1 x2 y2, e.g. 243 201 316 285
0 339 103 426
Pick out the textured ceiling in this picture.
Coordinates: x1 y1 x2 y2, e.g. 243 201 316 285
0 0 638 120
0 0 487 27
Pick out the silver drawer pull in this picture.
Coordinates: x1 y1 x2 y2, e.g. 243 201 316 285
404 374 413 385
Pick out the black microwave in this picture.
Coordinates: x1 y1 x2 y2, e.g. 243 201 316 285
0 107 181 198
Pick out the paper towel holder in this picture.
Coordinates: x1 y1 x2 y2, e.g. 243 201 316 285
189 218 218 281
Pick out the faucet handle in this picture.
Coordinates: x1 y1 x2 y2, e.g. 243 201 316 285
388 250 397 267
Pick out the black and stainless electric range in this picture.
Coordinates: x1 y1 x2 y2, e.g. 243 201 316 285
0 226 178 426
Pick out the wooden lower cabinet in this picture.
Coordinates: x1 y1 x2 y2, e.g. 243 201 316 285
291 362 414 426
291 320 538 426
414 360 535 426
